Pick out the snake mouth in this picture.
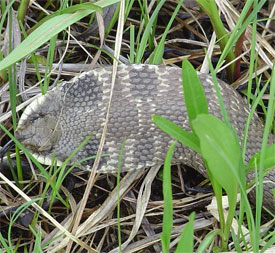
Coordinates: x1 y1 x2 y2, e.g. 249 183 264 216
16 126 64 167
15 130 64 166
15 90 65 166
15 127 64 167
33 152 64 167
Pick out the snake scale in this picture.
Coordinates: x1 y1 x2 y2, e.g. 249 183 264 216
16 64 274 212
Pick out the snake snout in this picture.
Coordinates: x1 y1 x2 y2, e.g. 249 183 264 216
16 108 62 154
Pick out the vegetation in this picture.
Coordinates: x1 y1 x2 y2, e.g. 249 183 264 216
0 0 274 252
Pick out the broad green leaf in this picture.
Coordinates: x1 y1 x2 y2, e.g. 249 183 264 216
161 142 177 253
0 0 120 71
152 115 201 154
192 114 241 200
248 144 275 169
192 114 242 246
182 59 209 128
175 212 195 253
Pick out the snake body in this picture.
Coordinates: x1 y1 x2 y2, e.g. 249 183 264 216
16 64 274 212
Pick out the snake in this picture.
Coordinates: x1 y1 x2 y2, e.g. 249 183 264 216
15 64 274 212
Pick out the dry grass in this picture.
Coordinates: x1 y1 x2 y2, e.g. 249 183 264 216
0 0 274 252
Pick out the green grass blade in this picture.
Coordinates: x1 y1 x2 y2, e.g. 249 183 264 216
43 34 57 94
246 10 257 105
260 232 275 253
0 232 10 252
129 24 135 63
241 79 269 162
59 2 102 14
149 0 185 64
230 229 243 253
195 0 235 80
254 62 275 250
0 13 87 71
208 57 231 128
27 2 101 34
8 198 41 249
29 226 43 253
117 139 126 252
0 0 16 34
175 212 195 253
216 0 266 72
0 123 89 198
135 0 166 63
161 141 177 253
0 0 120 72
196 230 222 253
17 0 29 24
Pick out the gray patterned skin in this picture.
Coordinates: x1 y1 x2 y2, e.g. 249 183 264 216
16 64 274 212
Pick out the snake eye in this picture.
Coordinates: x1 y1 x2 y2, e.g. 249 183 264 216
29 113 41 121
39 112 46 117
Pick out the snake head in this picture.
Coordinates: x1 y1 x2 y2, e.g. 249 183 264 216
15 92 63 164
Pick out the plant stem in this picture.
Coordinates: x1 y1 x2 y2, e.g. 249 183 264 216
17 0 30 24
